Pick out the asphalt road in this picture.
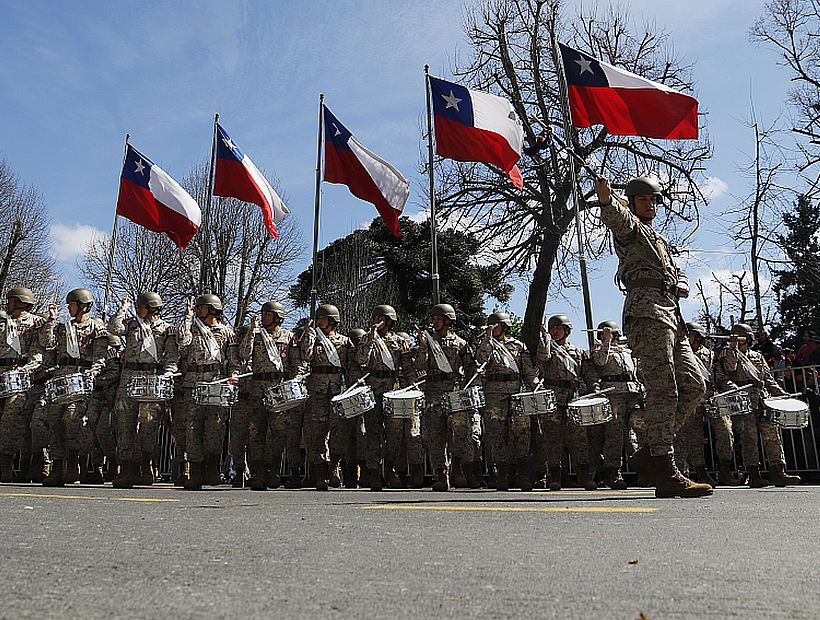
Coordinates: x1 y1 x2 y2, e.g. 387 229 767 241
0 483 817 619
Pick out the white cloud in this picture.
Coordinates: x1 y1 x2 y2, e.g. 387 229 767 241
50 222 105 262
700 176 729 201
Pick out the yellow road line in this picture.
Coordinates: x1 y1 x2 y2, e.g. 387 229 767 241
0 492 178 503
363 505 656 513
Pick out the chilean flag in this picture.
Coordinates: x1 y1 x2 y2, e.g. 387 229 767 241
116 144 201 250
429 76 524 188
323 106 409 238
559 43 699 140
214 123 289 239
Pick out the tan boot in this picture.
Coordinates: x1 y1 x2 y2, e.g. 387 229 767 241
695 465 717 487
27 452 47 484
495 463 509 491
369 468 383 491
344 463 360 489
357 462 369 488
628 446 654 484
533 467 548 489
285 465 301 489
747 466 770 488
204 455 222 486
42 459 64 487
174 459 190 487
517 460 532 491
409 463 425 488
0 453 14 483
232 460 246 488
13 452 31 482
577 465 597 491
384 464 404 489
432 467 449 492
451 460 468 488
184 461 203 491
84 463 105 485
63 452 80 484
769 464 801 487
548 466 562 491
314 462 330 491
138 453 154 485
267 466 281 489
717 460 742 486
249 460 267 491
463 461 482 489
609 467 628 490
113 462 136 489
652 454 713 498
329 462 342 488
104 457 118 483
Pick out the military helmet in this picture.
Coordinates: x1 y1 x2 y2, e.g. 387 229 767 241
196 293 223 312
731 323 755 341
430 303 457 321
66 288 94 305
486 311 513 327
136 291 163 310
261 300 286 319
348 328 366 340
597 320 620 337
106 334 122 349
624 176 662 197
548 314 573 333
396 331 412 343
316 304 341 323
373 304 397 322
6 287 35 306
686 321 707 339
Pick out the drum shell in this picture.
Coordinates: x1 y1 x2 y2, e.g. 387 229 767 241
0 370 31 398
126 374 175 402
193 382 238 407
510 389 556 417
45 373 95 405
441 385 485 414
705 388 752 419
567 396 613 426
263 379 308 413
762 397 810 429
331 386 375 419
383 390 425 418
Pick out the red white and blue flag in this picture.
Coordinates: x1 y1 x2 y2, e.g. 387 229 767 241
428 75 524 188
559 43 699 140
323 106 409 238
116 144 201 250
214 123 289 239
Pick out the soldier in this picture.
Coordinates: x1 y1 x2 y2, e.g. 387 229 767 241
177 294 239 491
475 311 537 491
356 304 415 491
676 322 741 486
594 176 712 498
588 320 644 490
0 287 44 482
108 293 178 488
39 288 109 486
330 327 368 488
302 304 351 490
717 323 801 487
81 333 121 484
22 345 57 482
228 324 252 488
536 314 598 491
241 301 306 491
416 304 480 491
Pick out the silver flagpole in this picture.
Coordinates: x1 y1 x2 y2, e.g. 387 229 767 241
309 94 325 320
200 112 219 294
424 65 441 305
102 133 129 321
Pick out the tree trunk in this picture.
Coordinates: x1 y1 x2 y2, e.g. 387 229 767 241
521 234 560 355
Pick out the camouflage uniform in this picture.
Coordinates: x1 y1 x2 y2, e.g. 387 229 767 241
241 325 306 487
228 343 252 486
82 344 121 479
356 330 416 484
599 199 706 458
24 347 58 481
0 310 44 480
329 341 367 486
108 310 178 476
417 330 481 485
475 333 536 489
177 317 239 472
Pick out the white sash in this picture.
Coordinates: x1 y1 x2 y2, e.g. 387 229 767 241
66 321 80 359
316 328 342 368
4 316 21 355
135 315 158 361
555 344 578 376
694 354 712 384
259 327 283 371
425 330 453 373
194 317 222 362
737 350 761 382
490 337 519 374
374 333 396 371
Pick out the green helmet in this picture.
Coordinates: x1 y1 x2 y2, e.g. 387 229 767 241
686 321 707 339
487 311 512 327
136 291 163 310
597 320 620 337
548 314 573 333
731 323 754 341
66 288 94 305
316 304 341 323
431 303 457 322
373 304 397 322
6 287 35 306
349 328 366 340
624 176 662 197
196 293 223 312
106 334 122 349
261 301 286 319
396 331 412 343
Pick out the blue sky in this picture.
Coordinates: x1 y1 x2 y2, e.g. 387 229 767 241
0 1 792 332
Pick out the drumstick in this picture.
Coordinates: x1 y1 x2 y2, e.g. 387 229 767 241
463 361 488 390
587 386 617 397
392 379 426 394
766 393 803 400
339 372 371 397
207 372 254 385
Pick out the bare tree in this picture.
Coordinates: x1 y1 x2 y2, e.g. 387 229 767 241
694 270 776 331
434 0 711 351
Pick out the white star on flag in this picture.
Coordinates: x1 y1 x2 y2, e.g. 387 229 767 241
575 57 594 75
134 159 146 175
222 137 236 151
332 124 341 137
442 90 462 111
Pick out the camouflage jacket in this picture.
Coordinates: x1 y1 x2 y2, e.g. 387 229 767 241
240 326 307 382
108 310 178 374
356 329 413 391
475 334 536 395
537 335 599 404
416 330 476 393
718 346 787 408
301 328 350 394
590 340 643 395
177 317 240 383
39 316 109 377
0 310 45 372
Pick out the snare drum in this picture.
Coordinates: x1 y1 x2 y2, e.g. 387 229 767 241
126 374 175 402
0 369 31 398
383 389 425 418
263 379 308 413
193 381 238 407
441 385 485 414
763 397 810 429
45 373 94 405
705 386 752 418
510 389 556 417
331 385 375 419
567 395 613 426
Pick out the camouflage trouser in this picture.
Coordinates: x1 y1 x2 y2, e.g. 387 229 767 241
537 404 589 469
0 393 28 456
88 388 118 461
385 400 424 473
47 398 90 461
424 390 479 470
587 395 634 469
116 398 162 463
626 404 645 456
675 405 735 469
27 386 49 455
228 389 250 469
627 318 706 457
306 390 336 465
248 381 303 472
178 371 221 463
329 413 365 465
736 409 785 468
484 392 530 464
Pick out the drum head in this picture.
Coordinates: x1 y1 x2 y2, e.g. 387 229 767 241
764 397 808 412
385 389 423 400
569 396 608 407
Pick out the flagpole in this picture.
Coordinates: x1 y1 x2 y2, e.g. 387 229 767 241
309 93 324 320
424 65 441 305
102 134 129 322
200 112 219 294
550 28 596 351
